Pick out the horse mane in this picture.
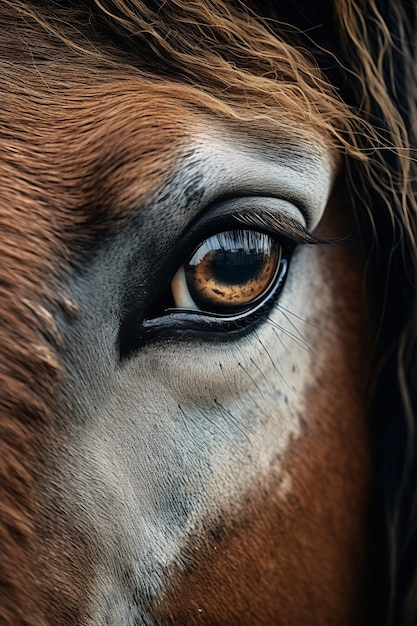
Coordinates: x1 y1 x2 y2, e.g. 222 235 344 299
253 2 417 623
0 1 416 625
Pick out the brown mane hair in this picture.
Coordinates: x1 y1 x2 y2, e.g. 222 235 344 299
0 1 416 625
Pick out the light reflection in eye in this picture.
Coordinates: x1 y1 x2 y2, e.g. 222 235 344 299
170 230 282 315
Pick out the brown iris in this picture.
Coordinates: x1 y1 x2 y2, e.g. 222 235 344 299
183 230 281 314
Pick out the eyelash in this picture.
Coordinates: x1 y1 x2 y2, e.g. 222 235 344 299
118 205 317 359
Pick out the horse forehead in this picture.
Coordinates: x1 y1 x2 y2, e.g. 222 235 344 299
2 65 336 235
1 89 191 216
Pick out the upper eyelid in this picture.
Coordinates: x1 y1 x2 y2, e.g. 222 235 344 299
175 194 319 247
152 197 323 290
233 207 323 246
186 140 333 230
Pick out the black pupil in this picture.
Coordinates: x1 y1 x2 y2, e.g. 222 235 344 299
210 248 265 285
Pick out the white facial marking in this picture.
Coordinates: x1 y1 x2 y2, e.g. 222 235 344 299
190 129 334 229
56 130 334 624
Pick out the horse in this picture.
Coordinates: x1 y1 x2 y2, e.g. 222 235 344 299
0 1 416 624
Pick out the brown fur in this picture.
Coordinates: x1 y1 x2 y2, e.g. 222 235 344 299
0 92 190 626
0 10 192 620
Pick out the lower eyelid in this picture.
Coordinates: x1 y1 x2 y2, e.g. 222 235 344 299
119 253 291 358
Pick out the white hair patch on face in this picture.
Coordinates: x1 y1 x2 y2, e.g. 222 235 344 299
54 130 335 624
191 129 334 229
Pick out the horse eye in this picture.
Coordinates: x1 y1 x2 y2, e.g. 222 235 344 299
170 229 283 315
